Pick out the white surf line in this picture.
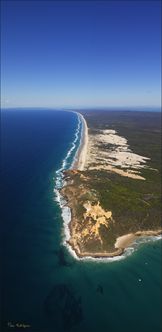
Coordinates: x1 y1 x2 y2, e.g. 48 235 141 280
69 111 88 171
54 111 81 191
53 111 82 249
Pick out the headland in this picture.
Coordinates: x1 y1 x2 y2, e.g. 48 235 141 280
61 110 162 258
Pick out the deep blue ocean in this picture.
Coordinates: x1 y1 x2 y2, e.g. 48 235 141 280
1 109 162 332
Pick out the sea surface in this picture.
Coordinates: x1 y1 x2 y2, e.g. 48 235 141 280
1 109 162 332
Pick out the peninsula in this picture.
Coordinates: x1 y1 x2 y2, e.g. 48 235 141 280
61 110 161 258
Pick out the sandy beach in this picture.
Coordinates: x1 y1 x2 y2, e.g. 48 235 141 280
75 113 88 171
115 230 162 250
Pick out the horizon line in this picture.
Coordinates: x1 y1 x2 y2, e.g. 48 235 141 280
1 105 161 110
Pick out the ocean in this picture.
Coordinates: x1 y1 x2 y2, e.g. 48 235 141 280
1 109 162 332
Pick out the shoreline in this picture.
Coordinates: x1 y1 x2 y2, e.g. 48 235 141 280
67 226 162 259
72 112 88 170
61 111 162 260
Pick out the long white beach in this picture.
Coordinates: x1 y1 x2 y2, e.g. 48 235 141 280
73 113 88 171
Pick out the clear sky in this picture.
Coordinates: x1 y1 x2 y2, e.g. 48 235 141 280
1 0 161 108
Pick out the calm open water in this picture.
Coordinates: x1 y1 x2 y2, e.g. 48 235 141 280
1 109 162 332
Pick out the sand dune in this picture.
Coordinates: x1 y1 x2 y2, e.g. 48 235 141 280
84 127 150 180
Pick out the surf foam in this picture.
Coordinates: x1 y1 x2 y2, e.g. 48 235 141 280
53 111 82 250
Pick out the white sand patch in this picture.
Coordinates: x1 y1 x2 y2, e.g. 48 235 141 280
85 128 151 179
97 130 128 146
89 165 145 180
115 233 136 249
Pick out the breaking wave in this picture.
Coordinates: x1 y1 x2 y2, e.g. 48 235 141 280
54 112 82 192
53 111 82 248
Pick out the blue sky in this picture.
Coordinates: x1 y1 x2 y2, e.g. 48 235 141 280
1 0 161 108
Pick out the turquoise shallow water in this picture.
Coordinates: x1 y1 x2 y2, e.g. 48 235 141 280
1 109 162 332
